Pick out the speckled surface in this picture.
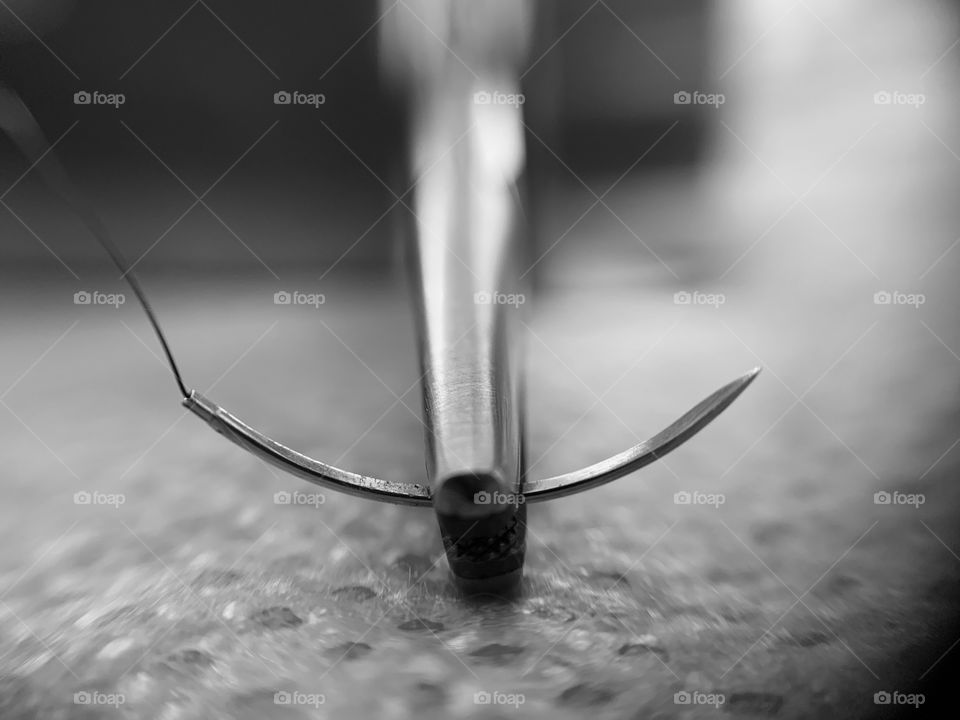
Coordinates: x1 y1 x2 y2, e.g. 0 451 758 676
3 1 960 712
1 247 958 719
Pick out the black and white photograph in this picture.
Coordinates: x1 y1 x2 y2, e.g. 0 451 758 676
1 1 958 718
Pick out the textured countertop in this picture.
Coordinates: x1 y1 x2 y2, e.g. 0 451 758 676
2 0 960 715
1 211 958 719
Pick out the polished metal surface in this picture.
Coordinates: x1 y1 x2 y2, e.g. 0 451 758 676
521 367 762 501
183 391 433 506
389 0 534 588
406 93 526 518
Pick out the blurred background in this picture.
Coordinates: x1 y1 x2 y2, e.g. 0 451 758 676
2 1 960 718
0 0 717 268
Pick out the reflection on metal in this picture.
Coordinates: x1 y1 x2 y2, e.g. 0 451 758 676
521 368 761 502
397 0 533 586
183 391 433 506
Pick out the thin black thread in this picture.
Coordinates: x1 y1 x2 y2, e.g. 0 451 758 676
71 202 191 399
0 83 190 398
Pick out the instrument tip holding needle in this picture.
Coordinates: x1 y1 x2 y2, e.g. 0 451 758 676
2 19 760 592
